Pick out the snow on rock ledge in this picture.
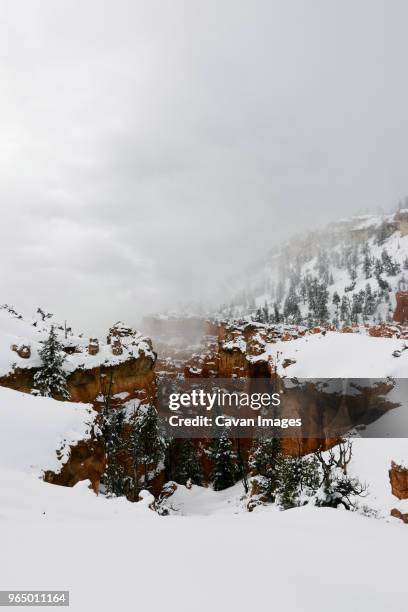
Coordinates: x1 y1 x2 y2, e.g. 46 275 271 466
0 307 155 378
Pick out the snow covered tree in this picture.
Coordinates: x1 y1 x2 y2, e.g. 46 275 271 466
363 251 372 279
363 283 376 318
210 430 237 491
374 258 383 276
283 286 301 324
314 441 366 510
129 404 166 493
33 326 69 399
174 439 203 486
273 303 281 323
276 453 320 509
332 291 341 311
351 291 364 324
103 407 128 497
340 295 350 324
381 249 400 276
249 436 282 502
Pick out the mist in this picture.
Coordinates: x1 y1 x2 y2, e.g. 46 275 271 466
1 0 408 334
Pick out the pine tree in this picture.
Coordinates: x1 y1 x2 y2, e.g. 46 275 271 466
129 404 166 492
381 249 400 276
332 291 341 310
340 295 350 324
174 439 203 486
103 407 128 497
283 286 301 324
374 258 383 276
249 436 282 502
210 430 236 491
276 454 320 509
262 300 269 323
363 283 376 318
33 326 69 399
363 251 372 279
307 278 329 325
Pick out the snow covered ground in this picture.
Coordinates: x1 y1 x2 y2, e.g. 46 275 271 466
263 331 408 378
0 352 407 611
0 464 407 612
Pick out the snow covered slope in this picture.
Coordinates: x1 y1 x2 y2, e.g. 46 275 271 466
0 386 97 476
223 212 408 326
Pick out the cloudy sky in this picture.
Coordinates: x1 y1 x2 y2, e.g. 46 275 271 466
1 0 408 334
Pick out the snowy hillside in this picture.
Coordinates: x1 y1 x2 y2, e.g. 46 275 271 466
222 212 408 327
0 305 154 378
0 386 97 476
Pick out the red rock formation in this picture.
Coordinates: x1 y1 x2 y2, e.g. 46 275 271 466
389 461 408 499
0 353 156 405
393 292 408 324
88 338 99 355
44 437 106 493
391 508 408 523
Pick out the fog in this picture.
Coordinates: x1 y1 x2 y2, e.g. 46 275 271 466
1 0 408 334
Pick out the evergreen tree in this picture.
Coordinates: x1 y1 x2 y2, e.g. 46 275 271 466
33 326 69 399
374 258 383 276
210 429 236 491
307 278 329 325
129 404 166 492
103 407 128 497
276 454 320 510
174 439 203 486
332 291 341 310
363 283 376 317
363 251 372 279
340 295 350 324
273 303 281 324
283 286 301 324
249 436 282 502
262 300 269 323
381 249 400 276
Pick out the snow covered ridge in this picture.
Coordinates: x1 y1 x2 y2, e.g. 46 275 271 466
0 305 155 378
221 209 408 327
0 386 97 477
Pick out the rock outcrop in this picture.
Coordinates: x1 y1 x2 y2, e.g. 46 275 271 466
393 291 408 325
389 461 408 499
44 437 106 494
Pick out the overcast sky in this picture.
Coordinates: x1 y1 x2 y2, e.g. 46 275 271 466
1 0 408 334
